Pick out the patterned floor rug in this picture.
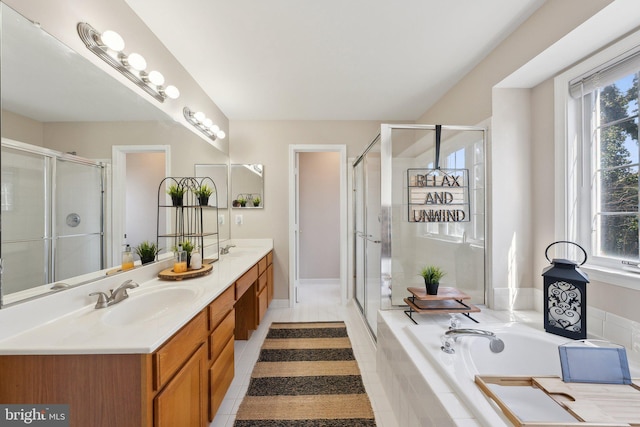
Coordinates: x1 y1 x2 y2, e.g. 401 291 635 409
234 321 376 426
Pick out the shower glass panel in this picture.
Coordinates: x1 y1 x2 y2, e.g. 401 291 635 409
54 159 104 280
353 135 381 336
382 125 486 308
1 147 49 294
354 160 365 312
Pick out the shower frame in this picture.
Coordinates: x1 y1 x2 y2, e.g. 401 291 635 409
1 138 106 300
353 124 488 337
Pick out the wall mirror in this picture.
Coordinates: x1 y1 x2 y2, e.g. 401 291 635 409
195 164 228 208
0 2 230 307
231 164 264 208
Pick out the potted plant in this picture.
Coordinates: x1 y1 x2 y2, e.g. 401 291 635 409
237 196 247 207
134 241 160 265
419 265 446 295
167 183 186 206
180 240 194 267
194 184 213 206
253 196 261 207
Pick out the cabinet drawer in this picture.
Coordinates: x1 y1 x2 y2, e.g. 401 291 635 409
258 256 267 274
209 286 235 330
267 251 273 266
235 265 258 299
258 286 268 324
258 270 267 292
209 337 234 420
209 309 235 362
154 310 207 391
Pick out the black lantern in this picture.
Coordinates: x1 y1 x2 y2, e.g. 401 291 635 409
542 241 589 340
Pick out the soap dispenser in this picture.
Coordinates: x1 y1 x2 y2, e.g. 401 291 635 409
174 244 187 273
190 247 202 270
121 244 134 271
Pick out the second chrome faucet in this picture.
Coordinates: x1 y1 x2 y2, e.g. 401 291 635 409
89 279 139 309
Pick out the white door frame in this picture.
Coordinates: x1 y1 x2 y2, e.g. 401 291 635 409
288 145 348 307
112 145 171 264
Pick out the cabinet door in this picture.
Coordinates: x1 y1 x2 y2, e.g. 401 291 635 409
154 344 207 427
209 337 234 419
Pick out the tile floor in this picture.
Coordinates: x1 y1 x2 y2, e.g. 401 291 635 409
210 283 399 427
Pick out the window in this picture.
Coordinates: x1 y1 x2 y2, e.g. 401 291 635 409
567 46 640 274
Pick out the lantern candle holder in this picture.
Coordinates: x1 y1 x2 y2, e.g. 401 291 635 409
541 241 589 340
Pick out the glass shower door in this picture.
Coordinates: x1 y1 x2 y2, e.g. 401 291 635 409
353 135 381 336
54 159 104 281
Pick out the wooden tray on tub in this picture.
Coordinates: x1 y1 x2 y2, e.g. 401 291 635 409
475 375 640 426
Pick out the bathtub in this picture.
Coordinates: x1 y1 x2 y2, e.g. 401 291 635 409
404 321 640 426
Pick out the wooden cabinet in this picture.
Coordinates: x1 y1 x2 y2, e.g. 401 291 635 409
0 249 274 427
267 252 274 305
154 344 207 427
207 288 235 421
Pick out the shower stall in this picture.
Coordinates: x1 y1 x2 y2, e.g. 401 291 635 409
1 139 106 298
353 124 487 336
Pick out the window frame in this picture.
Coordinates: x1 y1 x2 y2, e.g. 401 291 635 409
555 29 640 291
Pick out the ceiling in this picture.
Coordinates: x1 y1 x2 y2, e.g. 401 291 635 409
125 0 545 121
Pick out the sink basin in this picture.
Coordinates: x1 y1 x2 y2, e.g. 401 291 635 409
225 250 258 258
102 286 200 326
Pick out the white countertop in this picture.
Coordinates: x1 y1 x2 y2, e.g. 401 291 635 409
0 239 273 355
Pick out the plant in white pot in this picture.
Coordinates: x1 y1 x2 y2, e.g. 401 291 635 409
419 265 446 295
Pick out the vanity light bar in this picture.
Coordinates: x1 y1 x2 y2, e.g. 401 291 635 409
77 22 179 103
183 107 226 141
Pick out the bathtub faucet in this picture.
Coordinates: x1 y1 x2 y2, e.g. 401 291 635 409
441 328 505 354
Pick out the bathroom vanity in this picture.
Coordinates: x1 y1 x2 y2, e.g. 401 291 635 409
0 241 273 427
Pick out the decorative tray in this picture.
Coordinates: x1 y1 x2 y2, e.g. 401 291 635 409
475 375 640 426
158 262 213 280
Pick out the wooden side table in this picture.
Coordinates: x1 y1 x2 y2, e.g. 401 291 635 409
404 286 480 324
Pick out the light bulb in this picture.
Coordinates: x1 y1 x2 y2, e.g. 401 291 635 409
203 118 213 128
209 124 220 134
216 130 226 139
126 53 146 71
164 85 180 99
147 70 165 86
101 30 125 52
194 111 206 122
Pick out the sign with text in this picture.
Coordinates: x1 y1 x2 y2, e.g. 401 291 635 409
408 169 470 222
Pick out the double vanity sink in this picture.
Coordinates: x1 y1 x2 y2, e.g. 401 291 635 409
0 240 271 353
0 239 274 427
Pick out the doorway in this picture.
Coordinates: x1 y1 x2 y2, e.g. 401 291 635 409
112 145 170 265
288 145 347 307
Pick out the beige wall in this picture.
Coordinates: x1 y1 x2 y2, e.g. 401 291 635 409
229 120 382 299
1 110 44 146
299 151 340 280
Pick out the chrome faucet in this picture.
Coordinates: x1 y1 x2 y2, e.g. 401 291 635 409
89 279 139 309
441 328 505 354
220 244 236 255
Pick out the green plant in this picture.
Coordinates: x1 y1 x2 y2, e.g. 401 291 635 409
194 184 213 198
419 265 446 284
237 196 247 206
181 240 194 254
135 241 160 264
253 196 261 206
166 183 185 197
